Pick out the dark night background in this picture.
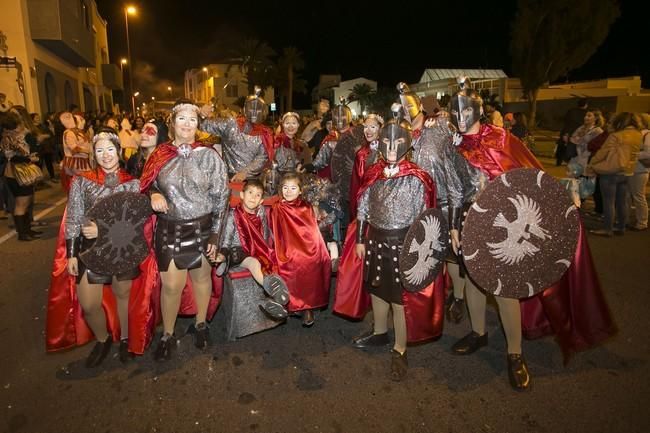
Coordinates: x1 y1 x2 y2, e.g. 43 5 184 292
95 0 649 108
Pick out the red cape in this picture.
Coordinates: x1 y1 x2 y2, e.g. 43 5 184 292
233 204 276 275
46 170 159 355
270 198 331 312
236 116 274 163
458 124 616 359
334 160 446 343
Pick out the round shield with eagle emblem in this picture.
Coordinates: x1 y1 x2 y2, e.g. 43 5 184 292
461 168 579 299
399 207 449 292
79 191 152 276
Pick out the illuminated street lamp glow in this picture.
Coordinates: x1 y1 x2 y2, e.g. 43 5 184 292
126 6 137 15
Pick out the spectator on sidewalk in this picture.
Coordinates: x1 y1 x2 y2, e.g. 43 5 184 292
562 98 589 137
627 113 650 231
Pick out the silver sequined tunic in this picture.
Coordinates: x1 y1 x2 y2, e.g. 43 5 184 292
412 121 464 210
357 175 426 230
312 138 335 171
65 174 140 239
201 117 269 177
274 146 299 173
151 147 229 233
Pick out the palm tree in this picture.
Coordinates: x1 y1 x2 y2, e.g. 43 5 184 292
348 83 375 115
228 38 277 94
277 47 305 111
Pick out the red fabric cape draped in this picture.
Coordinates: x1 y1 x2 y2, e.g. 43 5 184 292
349 142 371 220
270 198 331 312
334 159 446 343
274 132 304 153
236 116 274 163
233 204 276 275
46 169 160 355
458 124 616 359
139 141 223 320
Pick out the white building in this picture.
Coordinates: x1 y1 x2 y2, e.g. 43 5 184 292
311 75 378 118
184 64 274 112
0 0 122 115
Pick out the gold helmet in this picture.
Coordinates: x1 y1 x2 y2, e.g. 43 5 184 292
397 82 422 121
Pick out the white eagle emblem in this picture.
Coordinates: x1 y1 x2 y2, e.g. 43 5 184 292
404 215 443 285
487 194 551 265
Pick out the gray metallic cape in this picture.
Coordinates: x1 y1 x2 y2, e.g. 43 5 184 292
65 174 140 239
201 116 269 177
330 125 365 203
358 175 426 231
150 146 229 234
412 119 465 210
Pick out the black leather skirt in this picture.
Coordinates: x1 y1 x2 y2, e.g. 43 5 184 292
363 225 409 305
155 213 212 271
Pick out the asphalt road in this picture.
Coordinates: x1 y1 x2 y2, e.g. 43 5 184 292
1 162 649 433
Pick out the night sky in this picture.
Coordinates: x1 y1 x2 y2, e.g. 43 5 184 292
95 0 648 108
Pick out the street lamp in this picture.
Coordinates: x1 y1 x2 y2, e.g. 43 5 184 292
202 67 209 103
120 58 128 110
131 91 139 117
124 5 137 114
151 96 155 114
167 86 172 99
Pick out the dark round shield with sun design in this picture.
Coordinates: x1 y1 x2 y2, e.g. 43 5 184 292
80 191 152 276
399 207 449 292
461 168 579 299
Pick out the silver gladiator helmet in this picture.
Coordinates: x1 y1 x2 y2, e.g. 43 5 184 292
244 85 268 124
449 76 483 133
397 82 422 122
378 103 413 164
331 96 352 130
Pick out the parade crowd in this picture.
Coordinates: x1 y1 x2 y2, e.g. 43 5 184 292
3 78 649 391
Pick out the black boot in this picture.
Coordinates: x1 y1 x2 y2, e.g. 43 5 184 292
451 331 488 355
390 350 408 381
119 339 133 363
507 353 531 391
85 336 113 368
194 322 210 349
154 334 176 361
15 215 35 241
445 294 466 324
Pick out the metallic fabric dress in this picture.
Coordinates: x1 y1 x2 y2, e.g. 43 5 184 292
357 176 426 304
65 174 140 284
151 146 229 271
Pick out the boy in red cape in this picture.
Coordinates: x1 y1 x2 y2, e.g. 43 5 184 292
214 178 290 320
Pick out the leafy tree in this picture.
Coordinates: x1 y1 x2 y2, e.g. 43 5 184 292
228 38 277 94
276 47 306 112
348 83 375 115
510 0 619 129
366 87 398 118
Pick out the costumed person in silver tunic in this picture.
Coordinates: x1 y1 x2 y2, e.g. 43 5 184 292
352 111 436 381
215 178 290 320
64 128 141 366
397 82 468 323
200 86 273 182
140 99 229 360
263 112 311 194
447 78 533 390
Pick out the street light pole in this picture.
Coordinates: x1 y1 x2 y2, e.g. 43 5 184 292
120 58 127 111
124 6 136 114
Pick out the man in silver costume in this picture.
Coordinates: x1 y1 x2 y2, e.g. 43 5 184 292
352 109 436 381
398 82 469 323
200 86 272 182
141 99 230 360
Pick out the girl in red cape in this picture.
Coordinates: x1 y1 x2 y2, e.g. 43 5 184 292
270 172 331 327
46 127 158 366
